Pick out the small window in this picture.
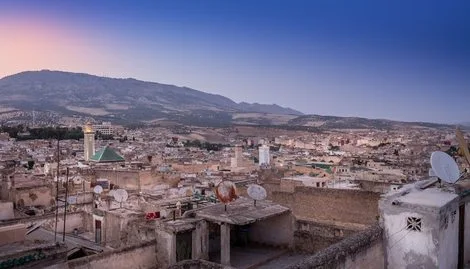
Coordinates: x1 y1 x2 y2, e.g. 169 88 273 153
451 210 457 224
406 217 422 232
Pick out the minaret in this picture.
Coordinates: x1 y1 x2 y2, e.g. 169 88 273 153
83 122 95 161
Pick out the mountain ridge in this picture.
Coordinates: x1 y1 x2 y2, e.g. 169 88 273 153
0 70 303 124
0 70 453 130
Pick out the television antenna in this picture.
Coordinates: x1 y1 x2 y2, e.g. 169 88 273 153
247 184 267 206
456 127 470 166
430 151 461 185
215 181 238 211
113 189 128 208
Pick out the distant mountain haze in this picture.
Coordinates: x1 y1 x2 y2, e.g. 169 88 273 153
0 70 454 129
0 70 301 123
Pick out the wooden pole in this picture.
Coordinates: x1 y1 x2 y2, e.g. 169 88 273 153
54 138 60 242
62 167 69 242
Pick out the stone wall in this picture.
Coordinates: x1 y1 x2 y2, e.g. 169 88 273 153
0 223 26 245
2 243 67 269
139 170 154 186
168 259 236 269
66 241 157 269
15 185 53 207
353 179 400 194
0 201 14 220
94 169 140 190
287 224 384 269
156 228 175 269
43 211 85 233
249 212 293 248
294 219 362 253
270 185 381 226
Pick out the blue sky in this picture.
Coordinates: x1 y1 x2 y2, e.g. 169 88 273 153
1 0 469 123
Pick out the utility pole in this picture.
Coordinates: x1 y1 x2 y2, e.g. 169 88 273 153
63 167 69 242
54 138 60 242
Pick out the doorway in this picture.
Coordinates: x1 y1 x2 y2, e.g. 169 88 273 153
95 219 102 244
176 231 192 261
458 203 465 269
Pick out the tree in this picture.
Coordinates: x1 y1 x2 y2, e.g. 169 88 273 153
27 160 35 170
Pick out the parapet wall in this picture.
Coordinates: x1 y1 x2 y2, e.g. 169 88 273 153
270 184 381 226
287 224 384 269
294 219 362 253
66 240 157 269
168 259 236 269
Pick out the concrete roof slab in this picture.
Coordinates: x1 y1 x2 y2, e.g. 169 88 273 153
195 197 290 225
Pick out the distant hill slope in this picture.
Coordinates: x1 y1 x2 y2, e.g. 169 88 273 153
285 114 451 130
0 70 451 129
0 70 302 124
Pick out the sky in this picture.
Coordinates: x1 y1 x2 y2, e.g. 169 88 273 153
1 0 469 123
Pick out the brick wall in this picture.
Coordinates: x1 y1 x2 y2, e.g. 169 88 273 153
269 185 381 226
94 169 140 190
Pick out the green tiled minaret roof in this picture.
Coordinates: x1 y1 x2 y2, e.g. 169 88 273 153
90 146 125 163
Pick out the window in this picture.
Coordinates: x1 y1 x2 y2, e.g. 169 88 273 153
406 217 422 232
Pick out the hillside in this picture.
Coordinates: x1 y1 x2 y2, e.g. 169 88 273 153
0 70 452 130
0 70 302 125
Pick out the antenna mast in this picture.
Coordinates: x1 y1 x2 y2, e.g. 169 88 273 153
54 137 60 242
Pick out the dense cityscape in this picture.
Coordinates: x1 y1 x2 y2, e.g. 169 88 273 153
1 0 470 268
1 114 470 268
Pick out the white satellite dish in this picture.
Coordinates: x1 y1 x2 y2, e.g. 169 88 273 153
67 196 77 205
109 190 116 197
247 184 267 201
430 151 460 184
93 185 103 194
428 168 437 177
113 189 129 204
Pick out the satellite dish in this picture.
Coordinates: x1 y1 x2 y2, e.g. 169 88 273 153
430 151 460 184
113 189 128 203
215 181 238 204
67 196 77 205
247 184 267 201
93 185 103 194
428 168 437 177
109 190 116 197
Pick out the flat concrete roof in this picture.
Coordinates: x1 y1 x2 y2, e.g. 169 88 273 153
162 218 200 233
195 197 290 225
398 188 458 208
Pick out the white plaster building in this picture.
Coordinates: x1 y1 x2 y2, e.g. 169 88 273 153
231 145 243 168
258 145 270 166
84 123 95 161
379 180 462 269
93 122 116 136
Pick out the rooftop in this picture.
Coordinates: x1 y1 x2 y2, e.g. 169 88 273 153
195 197 290 225
90 146 125 163
398 187 459 208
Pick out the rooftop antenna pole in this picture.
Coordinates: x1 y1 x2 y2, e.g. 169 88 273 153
62 167 69 242
54 137 60 242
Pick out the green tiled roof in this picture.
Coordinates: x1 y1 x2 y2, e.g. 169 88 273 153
90 146 125 163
